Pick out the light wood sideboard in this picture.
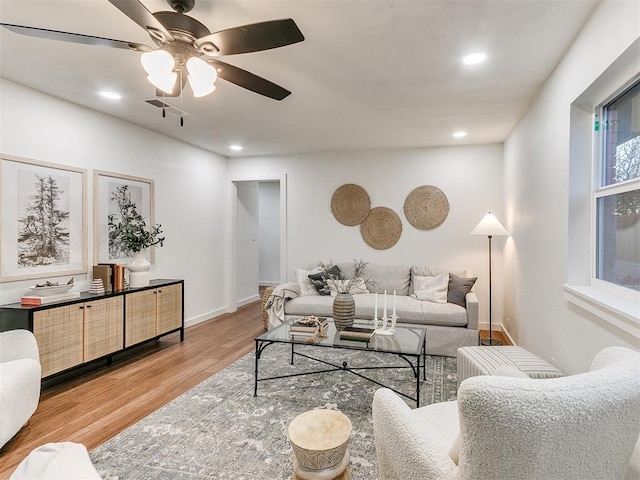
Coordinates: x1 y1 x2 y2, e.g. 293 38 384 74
0 279 184 379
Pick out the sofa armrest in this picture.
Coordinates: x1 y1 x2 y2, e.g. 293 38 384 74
465 292 478 330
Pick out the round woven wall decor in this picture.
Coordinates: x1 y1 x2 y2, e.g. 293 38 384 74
331 184 371 226
404 185 450 230
360 207 402 250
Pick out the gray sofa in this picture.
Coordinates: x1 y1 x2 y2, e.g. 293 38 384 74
266 263 479 357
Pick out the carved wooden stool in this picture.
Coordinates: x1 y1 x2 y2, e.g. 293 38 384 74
288 409 352 480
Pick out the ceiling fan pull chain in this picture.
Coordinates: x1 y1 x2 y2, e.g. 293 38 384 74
162 107 166 118
180 116 184 127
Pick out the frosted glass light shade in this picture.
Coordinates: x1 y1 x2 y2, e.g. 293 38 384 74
187 57 217 97
470 212 509 236
141 50 177 94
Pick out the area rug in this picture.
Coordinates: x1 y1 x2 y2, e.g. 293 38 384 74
90 343 458 479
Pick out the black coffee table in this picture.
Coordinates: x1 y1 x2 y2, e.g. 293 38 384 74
254 318 427 406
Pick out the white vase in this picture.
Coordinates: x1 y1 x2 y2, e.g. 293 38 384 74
127 251 151 288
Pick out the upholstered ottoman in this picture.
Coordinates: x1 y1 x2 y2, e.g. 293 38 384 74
457 346 563 386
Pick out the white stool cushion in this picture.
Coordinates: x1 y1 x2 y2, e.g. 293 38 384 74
457 346 563 386
10 442 101 480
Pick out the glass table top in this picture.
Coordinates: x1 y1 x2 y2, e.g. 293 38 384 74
256 318 425 356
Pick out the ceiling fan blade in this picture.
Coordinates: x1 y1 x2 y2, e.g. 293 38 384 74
207 59 291 100
195 19 304 56
107 0 174 44
0 23 152 51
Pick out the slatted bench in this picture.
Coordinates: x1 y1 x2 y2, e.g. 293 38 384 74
457 346 564 387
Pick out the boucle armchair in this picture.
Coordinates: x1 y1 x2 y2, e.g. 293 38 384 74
372 346 640 480
0 329 41 449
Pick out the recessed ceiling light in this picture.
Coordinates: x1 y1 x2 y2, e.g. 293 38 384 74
462 53 487 65
452 131 468 138
229 145 243 151
99 91 121 100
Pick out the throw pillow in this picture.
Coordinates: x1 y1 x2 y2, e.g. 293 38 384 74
294 267 321 296
447 274 477 307
412 273 449 303
308 265 341 296
328 277 369 296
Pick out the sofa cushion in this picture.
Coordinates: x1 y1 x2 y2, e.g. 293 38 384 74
412 273 449 303
307 265 341 296
338 264 411 296
285 293 468 327
328 277 368 295
410 266 469 295
447 274 477 307
294 267 321 296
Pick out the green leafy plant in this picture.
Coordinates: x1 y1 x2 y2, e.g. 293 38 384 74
107 215 165 254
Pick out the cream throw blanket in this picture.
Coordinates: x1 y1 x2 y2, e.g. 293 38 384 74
264 282 300 328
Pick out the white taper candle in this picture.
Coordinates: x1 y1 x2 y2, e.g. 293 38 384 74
383 290 387 318
374 292 378 319
393 290 396 316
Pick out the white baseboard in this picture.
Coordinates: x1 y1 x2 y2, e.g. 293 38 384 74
237 294 260 308
184 308 227 329
259 281 280 287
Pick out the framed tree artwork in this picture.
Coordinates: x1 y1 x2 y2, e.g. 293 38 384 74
0 154 87 282
94 170 155 264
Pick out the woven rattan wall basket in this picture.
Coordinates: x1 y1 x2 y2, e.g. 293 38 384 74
331 184 371 226
404 185 450 230
360 207 402 250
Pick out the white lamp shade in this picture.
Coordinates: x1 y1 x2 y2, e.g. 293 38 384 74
141 50 177 94
141 49 175 75
470 212 509 236
187 57 217 97
146 72 177 94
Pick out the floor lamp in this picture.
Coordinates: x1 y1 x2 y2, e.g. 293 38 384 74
471 212 509 346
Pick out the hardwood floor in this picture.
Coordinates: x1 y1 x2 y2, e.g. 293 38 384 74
0 300 265 477
0 295 509 477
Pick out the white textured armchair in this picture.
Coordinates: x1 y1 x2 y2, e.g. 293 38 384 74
0 329 41 449
372 346 640 480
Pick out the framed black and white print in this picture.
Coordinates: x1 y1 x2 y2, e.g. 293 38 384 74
94 170 155 264
0 154 87 282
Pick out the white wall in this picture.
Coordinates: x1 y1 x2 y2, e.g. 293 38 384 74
258 181 281 286
228 144 505 329
0 79 229 327
503 0 640 373
235 181 260 305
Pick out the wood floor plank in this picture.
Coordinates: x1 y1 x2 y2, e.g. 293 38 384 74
0 295 507 477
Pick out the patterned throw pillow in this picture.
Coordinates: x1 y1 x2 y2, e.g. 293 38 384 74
308 265 341 296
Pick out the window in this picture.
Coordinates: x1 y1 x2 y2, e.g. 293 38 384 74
595 80 640 294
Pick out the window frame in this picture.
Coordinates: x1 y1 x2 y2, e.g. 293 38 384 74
591 77 640 305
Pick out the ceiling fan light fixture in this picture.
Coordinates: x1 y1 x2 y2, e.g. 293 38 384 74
141 49 175 75
147 72 178 94
186 56 218 97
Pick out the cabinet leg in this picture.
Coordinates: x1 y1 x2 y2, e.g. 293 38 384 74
180 327 184 342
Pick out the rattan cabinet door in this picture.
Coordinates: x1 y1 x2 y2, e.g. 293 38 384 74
84 296 124 362
156 284 182 335
125 289 157 347
33 305 84 377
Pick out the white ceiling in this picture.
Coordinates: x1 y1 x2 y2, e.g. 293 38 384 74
0 0 598 158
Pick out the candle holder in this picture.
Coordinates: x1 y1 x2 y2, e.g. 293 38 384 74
375 314 396 336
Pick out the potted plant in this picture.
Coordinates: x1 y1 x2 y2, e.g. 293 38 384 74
319 259 369 330
108 214 165 288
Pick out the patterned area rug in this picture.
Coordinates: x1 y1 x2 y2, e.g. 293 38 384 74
90 343 458 479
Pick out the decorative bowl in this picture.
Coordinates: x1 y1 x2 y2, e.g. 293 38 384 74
29 284 74 297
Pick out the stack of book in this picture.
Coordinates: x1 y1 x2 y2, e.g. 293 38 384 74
21 291 81 305
339 326 376 342
289 317 328 339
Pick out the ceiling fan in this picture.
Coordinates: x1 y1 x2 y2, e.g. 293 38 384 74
0 0 305 100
